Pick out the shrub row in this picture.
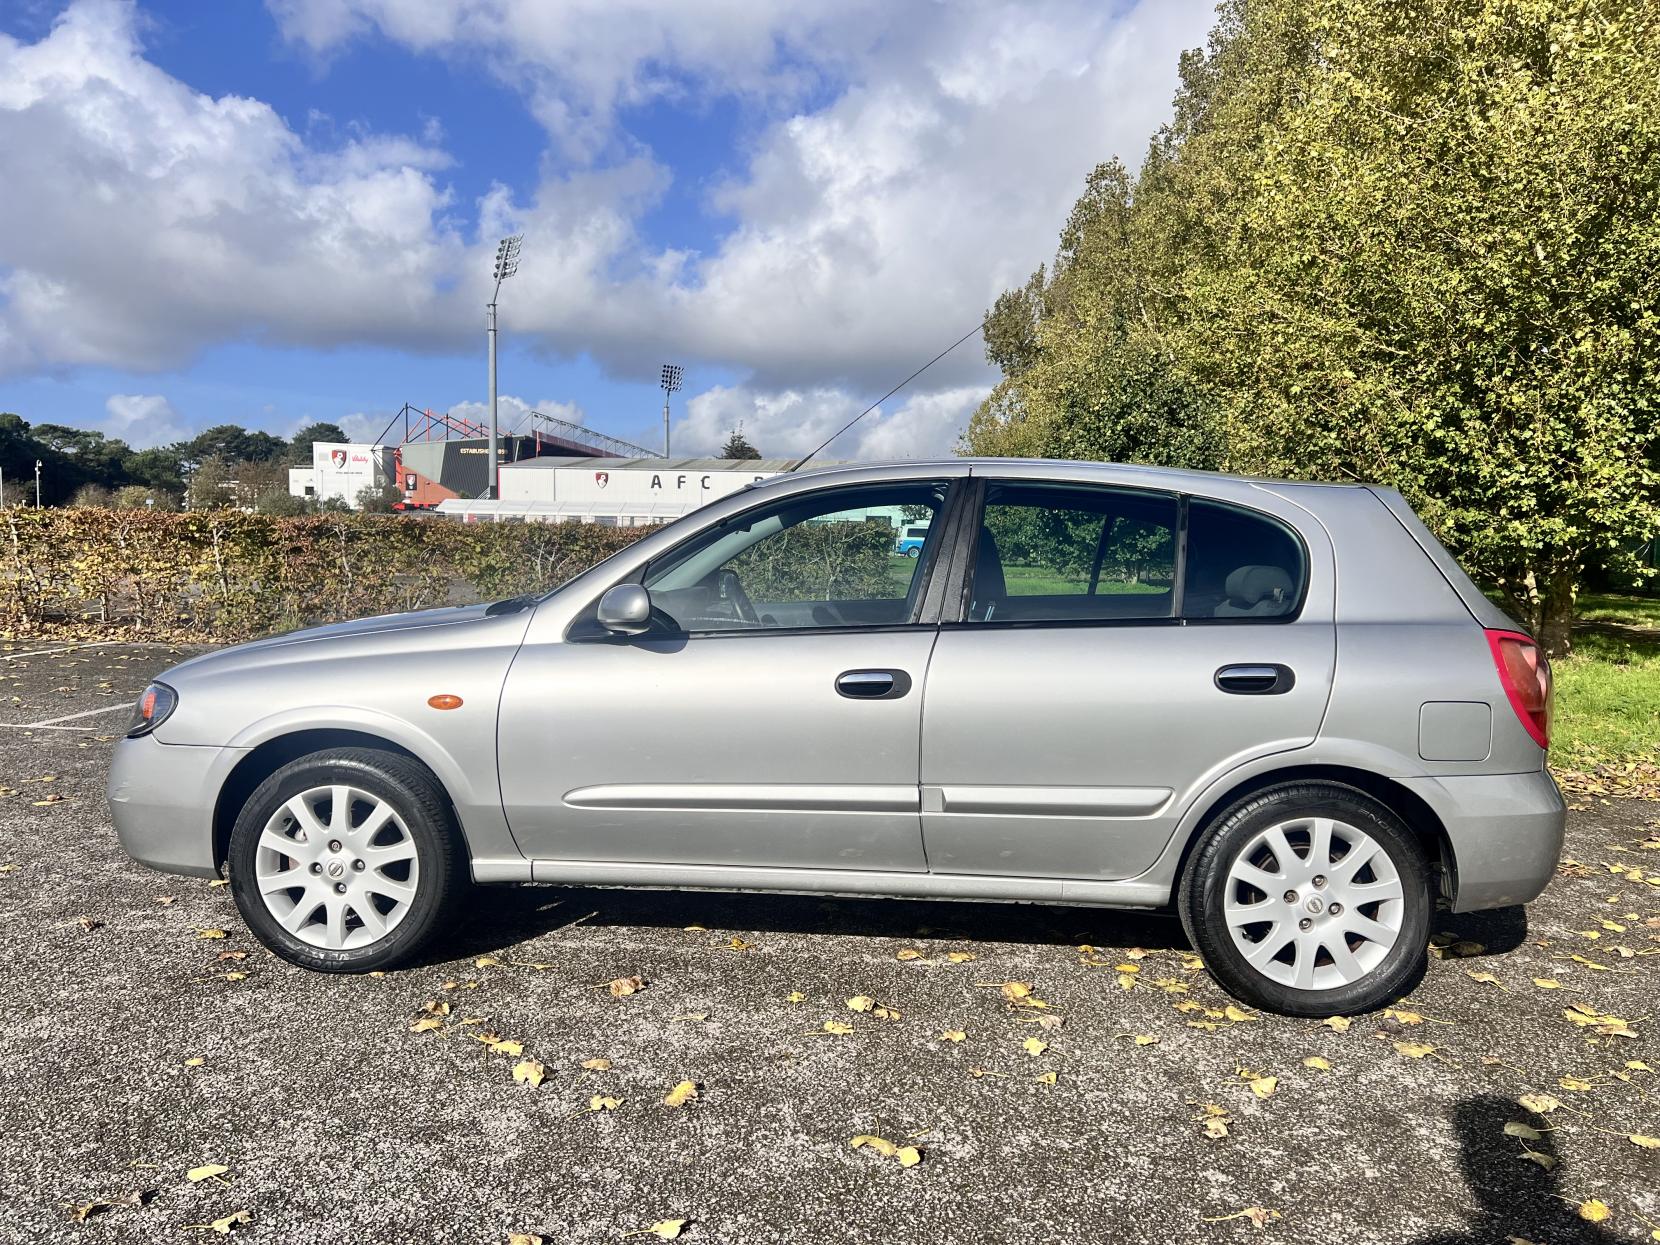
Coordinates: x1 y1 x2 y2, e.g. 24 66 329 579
0 508 647 641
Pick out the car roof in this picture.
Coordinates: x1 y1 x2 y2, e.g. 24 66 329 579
763 457 1369 494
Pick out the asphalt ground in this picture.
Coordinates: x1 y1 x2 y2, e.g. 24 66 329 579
1 642 1657 1245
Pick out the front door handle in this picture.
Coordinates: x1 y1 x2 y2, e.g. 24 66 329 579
835 669 912 700
1215 664 1296 695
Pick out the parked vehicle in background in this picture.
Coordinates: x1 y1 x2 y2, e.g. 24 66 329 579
108 459 1562 1015
895 525 930 558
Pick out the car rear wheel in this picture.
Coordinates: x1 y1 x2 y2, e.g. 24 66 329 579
227 747 468 972
1178 782 1431 1016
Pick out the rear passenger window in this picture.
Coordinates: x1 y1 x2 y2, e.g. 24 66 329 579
970 485 1177 622
1182 500 1305 620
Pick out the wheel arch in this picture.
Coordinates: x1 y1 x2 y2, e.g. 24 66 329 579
1172 764 1455 904
212 729 454 870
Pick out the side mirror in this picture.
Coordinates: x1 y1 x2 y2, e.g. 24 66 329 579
596 583 653 635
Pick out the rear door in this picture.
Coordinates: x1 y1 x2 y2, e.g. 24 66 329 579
919 475 1336 881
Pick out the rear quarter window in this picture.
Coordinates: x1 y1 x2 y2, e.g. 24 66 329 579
1182 500 1307 621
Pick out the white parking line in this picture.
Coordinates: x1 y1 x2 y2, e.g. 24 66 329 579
12 704 129 728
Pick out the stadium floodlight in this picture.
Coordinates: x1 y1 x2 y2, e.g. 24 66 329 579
486 234 524 500
660 363 683 457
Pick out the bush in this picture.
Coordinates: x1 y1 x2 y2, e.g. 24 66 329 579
0 509 645 641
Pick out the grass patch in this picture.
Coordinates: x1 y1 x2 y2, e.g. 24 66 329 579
1577 592 1660 630
1553 627 1660 766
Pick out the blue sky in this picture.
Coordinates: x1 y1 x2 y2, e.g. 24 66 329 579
0 0 1213 458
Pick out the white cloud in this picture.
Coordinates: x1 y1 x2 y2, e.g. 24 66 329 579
102 392 191 447
675 382 986 461
5 0 1215 453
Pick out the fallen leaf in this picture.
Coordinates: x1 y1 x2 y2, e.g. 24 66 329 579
785 992 806 1004
1202 1207 1282 1229
896 949 924 961
850 1134 898 1158
1022 1037 1049 1058
582 1095 622 1113
1559 1076 1594 1092
1303 1056 1331 1071
1394 1042 1436 1059
580 1058 612 1071
186 1164 230 1183
409 1016 444 1034
663 1080 699 1108
193 928 227 940
846 995 875 1013
1223 1005 1255 1022
608 976 645 998
1322 1016 1352 1032
1503 1121 1542 1141
183 1057 205 1068
196 1209 252 1235
1578 1200 1611 1224
1533 978 1562 989
627 1220 687 1240
512 1059 545 1088
999 981 1034 1002
1518 1093 1563 1114
474 955 503 968
819 1020 854 1036
1629 1134 1660 1149
1466 970 1507 990
946 952 975 963
896 1146 923 1167
724 936 754 952
1133 1034 1159 1047
509 1234 547 1245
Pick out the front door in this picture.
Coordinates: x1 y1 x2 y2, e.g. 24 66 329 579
919 481 1336 881
497 478 959 871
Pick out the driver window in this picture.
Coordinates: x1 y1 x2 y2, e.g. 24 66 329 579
643 482 949 632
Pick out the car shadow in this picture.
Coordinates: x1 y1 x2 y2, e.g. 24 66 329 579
1409 1094 1642 1245
437 883 1190 965
1431 903 1530 956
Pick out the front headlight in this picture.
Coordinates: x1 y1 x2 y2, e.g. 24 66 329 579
127 682 178 737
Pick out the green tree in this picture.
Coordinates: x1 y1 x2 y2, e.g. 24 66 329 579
290 421 350 464
186 424 288 465
969 0 1660 654
720 426 762 460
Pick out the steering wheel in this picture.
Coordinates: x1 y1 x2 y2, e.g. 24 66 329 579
716 568 760 625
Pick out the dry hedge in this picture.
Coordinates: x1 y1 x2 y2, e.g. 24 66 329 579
0 508 646 642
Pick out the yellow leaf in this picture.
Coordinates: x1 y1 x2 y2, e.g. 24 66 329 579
1022 1037 1048 1057
474 955 503 968
1394 1042 1436 1059
820 1020 854 1035
608 975 645 998
946 952 975 963
999 981 1033 1002
202 1209 252 1235
874 1005 902 1021
785 991 806 1003
1034 1070 1058 1085
1629 1134 1660 1149
1533 978 1562 989
509 1234 547 1245
1133 1034 1159 1047
584 1095 622 1113
628 1219 688 1240
1559 1076 1594 1092
183 1057 205 1068
1116 973 1136 990
940 1030 966 1043
1115 963 1140 975
1321 1016 1352 1032
1503 1121 1541 1141
1466 970 1506 989
896 949 924 961
1578 1200 1611 1224
1303 1056 1331 1071
580 1058 612 1071
896 1146 923 1167
1518 1093 1563 1114
850 1134 898 1158
845 995 875 1013
1249 1075 1278 1099
1384 1008 1424 1026
1203 1116 1230 1139
512 1059 545 1088
187 1164 230 1183
194 928 227 940
482 1036 524 1056
663 1080 699 1108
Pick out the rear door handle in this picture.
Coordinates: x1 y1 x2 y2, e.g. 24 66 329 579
1214 664 1296 695
835 669 912 700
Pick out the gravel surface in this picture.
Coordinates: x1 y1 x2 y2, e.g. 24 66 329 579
1 641 1656 1244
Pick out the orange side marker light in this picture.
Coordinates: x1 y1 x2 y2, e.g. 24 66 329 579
427 694 464 711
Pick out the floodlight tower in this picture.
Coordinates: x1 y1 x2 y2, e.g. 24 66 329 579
660 363 683 457
487 234 523 499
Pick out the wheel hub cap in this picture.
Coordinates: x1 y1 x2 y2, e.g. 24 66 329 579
253 784 420 951
1222 816 1405 992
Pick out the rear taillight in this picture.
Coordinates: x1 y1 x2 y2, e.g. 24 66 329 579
1485 629 1551 750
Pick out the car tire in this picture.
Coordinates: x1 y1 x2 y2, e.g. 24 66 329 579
1178 781 1431 1017
227 747 469 973
906 547 921 559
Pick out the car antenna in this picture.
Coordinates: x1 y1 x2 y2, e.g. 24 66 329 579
786 322 982 471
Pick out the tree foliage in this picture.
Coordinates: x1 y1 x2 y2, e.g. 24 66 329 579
967 0 1660 652
720 426 762 460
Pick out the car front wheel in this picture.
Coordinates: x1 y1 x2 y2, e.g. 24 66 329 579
227 747 468 972
1178 782 1431 1016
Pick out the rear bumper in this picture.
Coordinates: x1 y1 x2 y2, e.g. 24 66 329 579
1398 769 1566 912
108 735 244 878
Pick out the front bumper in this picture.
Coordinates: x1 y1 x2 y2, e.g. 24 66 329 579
108 735 245 878
1399 768 1567 912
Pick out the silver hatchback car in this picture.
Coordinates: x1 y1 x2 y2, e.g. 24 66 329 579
109 460 1564 1015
